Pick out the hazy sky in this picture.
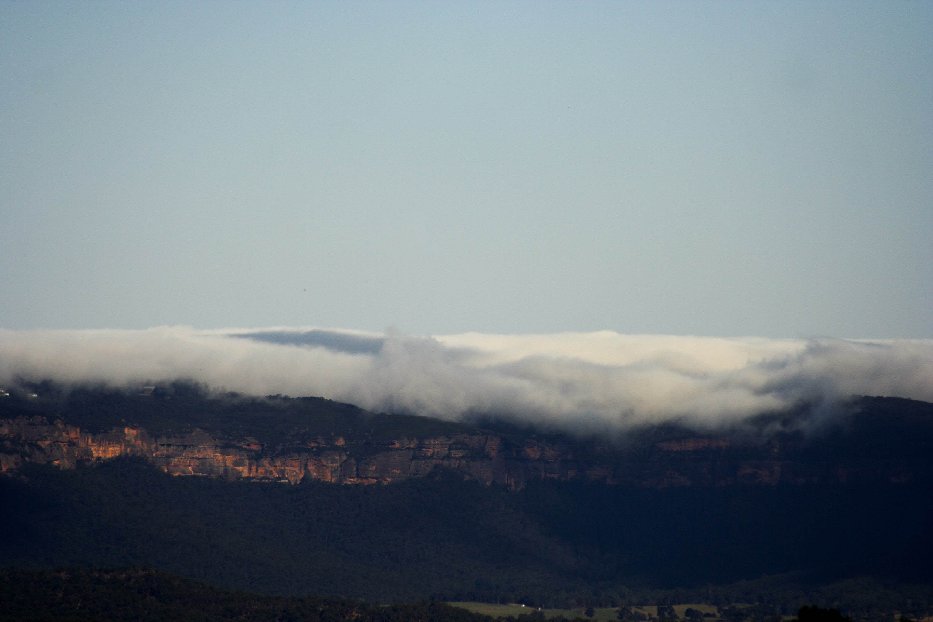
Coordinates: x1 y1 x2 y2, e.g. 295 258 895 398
2 1 931 338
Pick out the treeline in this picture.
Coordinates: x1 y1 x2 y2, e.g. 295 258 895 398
0 567 492 622
2 568 901 622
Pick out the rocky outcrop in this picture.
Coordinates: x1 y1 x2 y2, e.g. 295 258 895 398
0 415 595 489
2 410 928 489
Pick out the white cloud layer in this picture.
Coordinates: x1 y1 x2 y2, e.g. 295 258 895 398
1 327 931 433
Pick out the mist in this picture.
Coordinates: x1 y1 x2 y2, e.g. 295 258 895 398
1 327 931 434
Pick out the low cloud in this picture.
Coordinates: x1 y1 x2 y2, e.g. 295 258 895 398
1 327 931 434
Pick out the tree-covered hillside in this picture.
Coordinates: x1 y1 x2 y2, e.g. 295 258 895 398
2 457 931 608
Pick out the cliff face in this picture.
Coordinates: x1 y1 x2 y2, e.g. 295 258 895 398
2 402 928 489
0 415 590 488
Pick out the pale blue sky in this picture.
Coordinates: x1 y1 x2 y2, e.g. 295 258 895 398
2 1 931 338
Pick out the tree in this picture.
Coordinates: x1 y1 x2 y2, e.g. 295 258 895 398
684 608 705 622
796 606 850 622
658 604 678 622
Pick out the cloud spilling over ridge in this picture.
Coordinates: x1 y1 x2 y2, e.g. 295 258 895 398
1 327 931 433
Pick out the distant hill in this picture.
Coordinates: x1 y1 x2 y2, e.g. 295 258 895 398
1 384 932 610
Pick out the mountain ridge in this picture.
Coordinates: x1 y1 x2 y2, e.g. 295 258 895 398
2 383 931 490
1 384 931 606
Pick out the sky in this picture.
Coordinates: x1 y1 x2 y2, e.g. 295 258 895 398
2 1 932 338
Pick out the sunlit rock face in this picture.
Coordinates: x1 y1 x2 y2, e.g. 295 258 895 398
0 418 586 488
3 395 931 490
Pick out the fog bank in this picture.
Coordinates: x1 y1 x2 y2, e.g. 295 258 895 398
1 327 931 433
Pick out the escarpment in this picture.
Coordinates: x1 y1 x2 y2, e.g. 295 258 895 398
0 415 589 488
1 389 930 489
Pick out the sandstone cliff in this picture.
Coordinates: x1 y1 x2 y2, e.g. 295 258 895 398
0 414 597 488
3 392 929 489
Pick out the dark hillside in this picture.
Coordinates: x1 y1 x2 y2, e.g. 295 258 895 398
1 387 932 608
0 459 587 603
2 457 931 606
